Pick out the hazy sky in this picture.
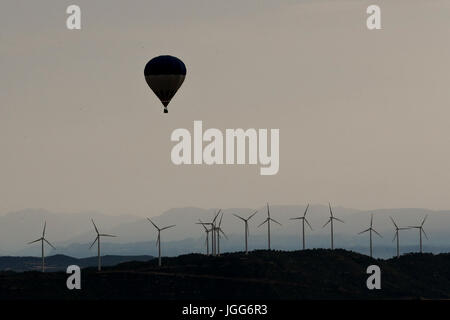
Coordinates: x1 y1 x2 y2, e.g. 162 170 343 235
2 0 450 216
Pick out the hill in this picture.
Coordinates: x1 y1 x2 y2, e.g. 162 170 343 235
0 254 154 272
0 250 449 299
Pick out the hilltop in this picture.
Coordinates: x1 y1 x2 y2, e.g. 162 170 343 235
1 249 450 299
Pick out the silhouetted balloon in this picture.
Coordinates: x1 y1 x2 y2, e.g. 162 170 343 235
144 55 186 113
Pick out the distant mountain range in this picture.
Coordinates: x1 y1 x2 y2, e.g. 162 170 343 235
0 254 153 272
1 205 450 258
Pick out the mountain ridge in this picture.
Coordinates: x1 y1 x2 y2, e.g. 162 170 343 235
1 205 450 258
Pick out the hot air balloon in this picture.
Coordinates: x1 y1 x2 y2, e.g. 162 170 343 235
144 55 186 113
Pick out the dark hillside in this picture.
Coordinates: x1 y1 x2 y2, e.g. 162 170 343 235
1 250 449 300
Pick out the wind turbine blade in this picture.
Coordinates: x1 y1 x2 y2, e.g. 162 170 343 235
303 204 310 217
270 218 282 226
89 236 99 249
290 217 302 220
197 219 212 226
218 212 224 227
248 210 258 220
322 219 331 228
305 218 313 230
219 228 228 239
160 225 176 231
213 209 221 223
390 216 398 229
42 221 46 237
421 214 428 227
147 218 159 230
370 214 373 228
372 229 382 238
44 238 56 249
100 234 117 237
257 219 268 228
28 238 41 245
392 232 397 242
358 228 370 235
156 234 160 247
233 213 245 221
267 203 270 218
328 203 333 217
198 219 212 225
91 219 99 234
422 228 429 240
334 217 344 223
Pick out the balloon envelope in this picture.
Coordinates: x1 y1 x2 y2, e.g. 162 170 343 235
144 55 186 113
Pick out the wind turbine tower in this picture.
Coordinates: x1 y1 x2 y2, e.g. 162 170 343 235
408 215 429 253
147 218 176 267
90 219 117 271
322 203 344 250
197 219 212 255
233 210 258 254
289 204 313 250
211 210 221 256
215 211 227 256
358 213 382 258
28 221 56 272
257 203 281 250
390 217 410 258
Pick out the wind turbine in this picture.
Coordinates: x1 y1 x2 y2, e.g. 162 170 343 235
408 215 429 253
257 203 281 250
196 219 212 255
322 203 344 250
90 219 117 271
28 221 55 272
210 210 221 256
215 211 228 256
390 217 410 258
147 218 176 267
233 210 258 254
358 213 382 258
290 204 313 250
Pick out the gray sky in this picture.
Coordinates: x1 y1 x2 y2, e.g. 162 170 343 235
2 0 450 216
